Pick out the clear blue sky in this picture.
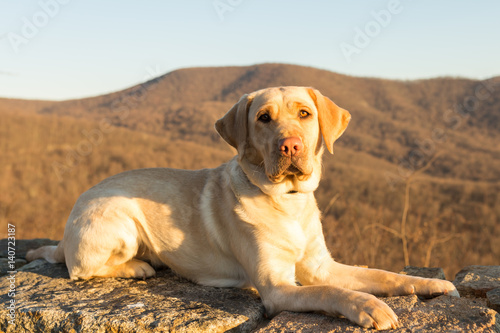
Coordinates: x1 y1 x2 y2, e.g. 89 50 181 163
1 0 499 101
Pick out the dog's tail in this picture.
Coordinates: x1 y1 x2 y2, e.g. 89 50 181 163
26 242 65 264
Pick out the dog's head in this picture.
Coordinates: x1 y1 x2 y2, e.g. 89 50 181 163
216 87 350 194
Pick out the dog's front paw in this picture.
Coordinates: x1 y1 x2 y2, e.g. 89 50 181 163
413 278 460 298
344 293 399 330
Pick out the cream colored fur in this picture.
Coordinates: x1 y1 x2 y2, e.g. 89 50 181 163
27 87 459 330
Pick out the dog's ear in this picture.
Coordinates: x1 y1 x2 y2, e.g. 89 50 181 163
215 94 253 150
308 88 351 154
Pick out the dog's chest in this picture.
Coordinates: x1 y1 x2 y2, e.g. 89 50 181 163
277 218 308 261
237 194 309 260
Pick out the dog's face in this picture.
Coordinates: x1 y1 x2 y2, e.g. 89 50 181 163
216 86 351 194
246 87 322 183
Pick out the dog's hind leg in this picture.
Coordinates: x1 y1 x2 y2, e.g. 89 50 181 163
65 224 157 280
26 242 65 263
59 199 157 280
66 223 156 280
91 258 156 279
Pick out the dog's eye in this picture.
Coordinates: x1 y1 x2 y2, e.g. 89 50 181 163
299 110 310 118
258 113 271 123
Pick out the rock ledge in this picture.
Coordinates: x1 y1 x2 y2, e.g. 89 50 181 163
1 239 499 332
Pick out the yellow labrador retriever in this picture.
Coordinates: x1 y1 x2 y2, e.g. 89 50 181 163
28 87 459 330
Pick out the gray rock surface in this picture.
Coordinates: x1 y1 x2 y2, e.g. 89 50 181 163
0 260 264 332
0 258 27 274
400 266 447 280
487 288 500 313
256 296 500 332
453 265 500 297
0 238 59 259
1 239 499 332
0 239 59 277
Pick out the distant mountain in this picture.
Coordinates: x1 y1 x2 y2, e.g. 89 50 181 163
1 64 499 278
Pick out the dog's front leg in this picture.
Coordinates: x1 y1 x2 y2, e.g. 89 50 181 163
260 283 399 330
323 261 460 297
248 245 398 330
295 233 459 298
